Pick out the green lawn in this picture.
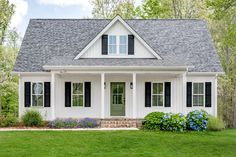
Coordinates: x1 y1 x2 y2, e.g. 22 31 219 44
0 130 236 157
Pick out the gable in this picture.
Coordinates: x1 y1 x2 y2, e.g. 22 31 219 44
75 16 162 59
80 21 156 58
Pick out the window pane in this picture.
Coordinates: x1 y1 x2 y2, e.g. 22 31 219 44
193 95 198 106
32 83 43 94
157 95 163 106
73 95 79 106
78 95 83 106
73 83 83 94
198 83 204 94
32 95 43 107
157 83 163 94
109 36 116 44
198 95 204 106
152 95 157 106
109 45 116 54
153 83 157 94
119 45 127 54
193 83 199 94
119 36 127 45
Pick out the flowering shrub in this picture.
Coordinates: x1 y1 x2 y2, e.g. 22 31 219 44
49 118 98 128
186 110 208 131
143 112 164 130
161 113 186 132
49 119 64 128
78 118 98 128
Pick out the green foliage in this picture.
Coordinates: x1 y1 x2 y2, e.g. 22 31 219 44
207 116 226 131
91 0 136 19
161 113 186 132
0 0 15 44
21 110 43 127
143 112 164 130
186 110 209 131
0 114 18 127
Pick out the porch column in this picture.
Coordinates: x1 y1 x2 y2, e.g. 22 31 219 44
132 73 137 118
214 75 218 117
51 72 56 120
182 72 187 114
101 73 105 118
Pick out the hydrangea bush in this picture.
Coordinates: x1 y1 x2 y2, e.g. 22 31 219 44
161 113 186 132
186 110 209 131
143 112 164 130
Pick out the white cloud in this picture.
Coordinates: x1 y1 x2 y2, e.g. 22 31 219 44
9 0 28 29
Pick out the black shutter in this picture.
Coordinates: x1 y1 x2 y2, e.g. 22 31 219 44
205 82 212 107
85 82 91 107
145 82 151 107
128 35 134 55
102 35 108 55
187 82 192 107
65 82 71 107
44 82 51 107
164 82 171 107
24 82 31 107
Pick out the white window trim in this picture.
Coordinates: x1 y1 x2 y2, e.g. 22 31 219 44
192 82 205 107
31 82 44 108
71 82 84 107
151 82 165 107
108 35 128 55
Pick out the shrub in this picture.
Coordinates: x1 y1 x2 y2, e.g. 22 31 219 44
21 110 43 127
207 116 225 131
143 112 164 130
186 110 208 131
78 118 97 128
161 113 186 132
49 119 64 128
0 114 18 127
63 118 78 128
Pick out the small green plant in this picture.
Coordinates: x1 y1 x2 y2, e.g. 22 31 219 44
21 110 43 127
143 112 164 130
207 116 225 131
161 113 186 132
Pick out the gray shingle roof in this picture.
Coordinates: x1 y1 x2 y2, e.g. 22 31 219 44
13 18 223 72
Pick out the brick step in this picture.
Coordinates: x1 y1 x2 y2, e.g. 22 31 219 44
100 119 143 128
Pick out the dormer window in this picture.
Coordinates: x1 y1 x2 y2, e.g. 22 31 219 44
108 35 128 55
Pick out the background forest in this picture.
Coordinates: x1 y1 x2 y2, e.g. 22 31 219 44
0 0 235 127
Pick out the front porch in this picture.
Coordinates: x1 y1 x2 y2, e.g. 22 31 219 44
48 70 188 120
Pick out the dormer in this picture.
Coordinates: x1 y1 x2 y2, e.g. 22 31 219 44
75 15 162 59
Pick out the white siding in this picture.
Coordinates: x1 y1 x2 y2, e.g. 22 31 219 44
80 21 155 58
18 73 218 120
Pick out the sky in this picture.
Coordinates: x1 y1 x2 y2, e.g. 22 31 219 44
9 0 142 36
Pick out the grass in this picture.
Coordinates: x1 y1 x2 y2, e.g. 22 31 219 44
0 130 236 157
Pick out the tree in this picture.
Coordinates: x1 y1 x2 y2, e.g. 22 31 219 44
137 0 208 19
90 0 136 19
0 0 14 45
207 0 236 127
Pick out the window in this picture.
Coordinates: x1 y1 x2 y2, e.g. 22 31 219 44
108 35 128 55
108 35 117 54
193 83 204 106
119 35 128 54
32 82 44 107
152 83 164 106
72 83 84 107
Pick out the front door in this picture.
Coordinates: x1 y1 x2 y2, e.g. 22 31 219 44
110 82 125 116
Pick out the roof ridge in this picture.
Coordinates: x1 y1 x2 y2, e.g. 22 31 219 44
29 18 204 21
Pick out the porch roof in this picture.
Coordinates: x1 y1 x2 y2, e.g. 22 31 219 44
43 56 192 70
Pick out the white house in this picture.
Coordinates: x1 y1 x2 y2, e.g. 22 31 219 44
13 16 223 121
